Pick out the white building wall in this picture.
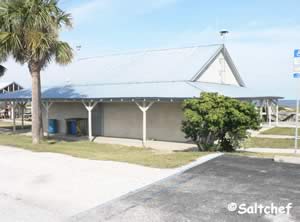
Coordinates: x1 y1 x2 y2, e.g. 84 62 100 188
147 102 187 142
198 53 240 86
102 102 142 139
43 101 187 142
102 102 187 142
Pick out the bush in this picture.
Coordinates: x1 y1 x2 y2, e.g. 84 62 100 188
182 93 261 152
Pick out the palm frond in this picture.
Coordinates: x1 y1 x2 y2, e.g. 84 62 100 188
0 0 73 68
54 41 73 65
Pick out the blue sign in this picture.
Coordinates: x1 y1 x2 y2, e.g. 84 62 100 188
294 49 300 58
293 73 300 78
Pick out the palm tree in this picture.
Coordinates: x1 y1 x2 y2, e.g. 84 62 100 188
0 0 73 144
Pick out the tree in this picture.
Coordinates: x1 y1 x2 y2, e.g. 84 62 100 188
0 0 73 144
182 92 261 152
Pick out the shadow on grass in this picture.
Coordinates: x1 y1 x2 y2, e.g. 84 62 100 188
46 135 89 144
0 125 31 130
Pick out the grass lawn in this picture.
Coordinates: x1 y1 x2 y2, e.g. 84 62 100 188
244 137 295 148
0 134 210 169
0 120 31 130
260 127 295 136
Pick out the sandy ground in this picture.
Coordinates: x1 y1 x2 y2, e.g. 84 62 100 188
0 146 175 222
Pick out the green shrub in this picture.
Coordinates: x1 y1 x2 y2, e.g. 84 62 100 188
182 93 261 152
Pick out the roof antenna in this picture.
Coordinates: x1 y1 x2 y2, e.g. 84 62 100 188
219 29 229 45
65 78 72 86
76 45 82 51
74 44 82 61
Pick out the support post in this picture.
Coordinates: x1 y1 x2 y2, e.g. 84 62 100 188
10 101 13 120
259 100 264 125
135 101 154 145
18 102 27 129
275 100 279 126
12 102 16 132
21 104 24 129
42 101 53 137
83 101 98 141
268 100 272 127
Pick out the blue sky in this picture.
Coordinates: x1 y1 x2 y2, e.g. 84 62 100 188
3 0 300 98
59 0 299 51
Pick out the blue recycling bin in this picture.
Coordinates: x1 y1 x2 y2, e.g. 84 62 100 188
48 119 58 134
68 120 77 135
66 118 88 136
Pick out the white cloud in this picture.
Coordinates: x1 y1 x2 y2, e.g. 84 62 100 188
69 0 179 25
70 0 110 21
230 26 300 43
228 27 300 99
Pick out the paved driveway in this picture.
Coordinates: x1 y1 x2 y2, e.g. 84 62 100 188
0 146 174 222
71 155 300 222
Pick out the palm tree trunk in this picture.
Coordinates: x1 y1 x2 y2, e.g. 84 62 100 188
30 66 42 144
38 73 44 138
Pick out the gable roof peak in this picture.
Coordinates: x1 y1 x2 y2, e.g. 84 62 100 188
190 44 245 87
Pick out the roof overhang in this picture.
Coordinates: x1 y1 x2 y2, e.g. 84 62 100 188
0 81 283 102
0 96 283 103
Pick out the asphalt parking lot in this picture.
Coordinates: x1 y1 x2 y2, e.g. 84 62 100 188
71 155 300 222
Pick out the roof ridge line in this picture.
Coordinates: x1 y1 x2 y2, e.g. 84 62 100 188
43 80 190 88
185 81 205 92
78 44 223 61
194 81 246 88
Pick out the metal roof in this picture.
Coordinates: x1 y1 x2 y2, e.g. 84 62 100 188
0 81 23 91
0 81 282 102
42 44 224 84
0 44 282 101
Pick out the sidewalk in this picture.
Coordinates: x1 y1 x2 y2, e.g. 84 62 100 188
253 134 294 139
239 148 299 154
94 137 197 152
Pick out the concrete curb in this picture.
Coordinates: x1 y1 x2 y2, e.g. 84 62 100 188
274 155 300 165
69 152 223 221
173 152 223 174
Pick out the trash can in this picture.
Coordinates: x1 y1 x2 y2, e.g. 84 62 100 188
68 119 77 135
66 118 88 136
48 119 57 134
